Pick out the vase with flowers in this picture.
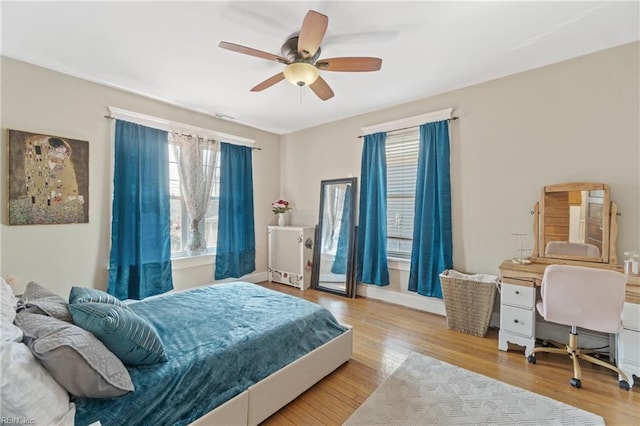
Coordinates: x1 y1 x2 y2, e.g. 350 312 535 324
272 199 292 226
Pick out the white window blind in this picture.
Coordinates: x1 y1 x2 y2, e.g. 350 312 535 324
386 126 420 258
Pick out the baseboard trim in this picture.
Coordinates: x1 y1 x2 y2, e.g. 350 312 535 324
228 271 268 284
356 284 446 316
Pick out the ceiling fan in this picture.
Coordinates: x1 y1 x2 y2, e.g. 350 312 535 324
219 10 383 101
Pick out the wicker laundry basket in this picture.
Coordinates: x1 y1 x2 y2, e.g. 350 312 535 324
439 269 498 337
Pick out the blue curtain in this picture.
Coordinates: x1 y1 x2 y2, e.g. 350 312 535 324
408 120 453 298
108 120 173 300
356 132 389 286
215 143 256 279
331 184 352 274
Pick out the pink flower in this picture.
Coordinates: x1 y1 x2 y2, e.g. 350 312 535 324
271 199 292 214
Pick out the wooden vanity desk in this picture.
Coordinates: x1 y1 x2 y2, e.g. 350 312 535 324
498 182 640 387
499 259 640 304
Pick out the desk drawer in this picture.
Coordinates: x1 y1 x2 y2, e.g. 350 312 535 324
501 283 535 309
622 303 640 331
501 305 535 337
620 328 640 367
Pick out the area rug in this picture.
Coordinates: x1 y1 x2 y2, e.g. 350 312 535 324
344 352 604 425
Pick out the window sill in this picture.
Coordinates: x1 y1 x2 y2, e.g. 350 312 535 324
388 257 410 272
171 253 215 270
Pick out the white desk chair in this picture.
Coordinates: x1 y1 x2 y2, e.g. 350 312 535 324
545 241 600 257
527 264 630 390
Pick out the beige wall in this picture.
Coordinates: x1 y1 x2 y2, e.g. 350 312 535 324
281 42 640 309
0 57 281 297
2 42 638 304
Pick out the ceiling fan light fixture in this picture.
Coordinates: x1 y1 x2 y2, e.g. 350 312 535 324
219 10 381 101
283 62 319 87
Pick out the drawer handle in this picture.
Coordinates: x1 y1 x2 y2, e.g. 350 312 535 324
515 290 520 295
514 319 519 324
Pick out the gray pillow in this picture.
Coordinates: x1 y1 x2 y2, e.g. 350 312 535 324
69 286 124 307
18 281 72 322
15 311 134 398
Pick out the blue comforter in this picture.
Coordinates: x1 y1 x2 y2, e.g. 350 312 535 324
74 282 347 426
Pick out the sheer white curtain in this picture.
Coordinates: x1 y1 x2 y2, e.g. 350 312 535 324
170 133 219 255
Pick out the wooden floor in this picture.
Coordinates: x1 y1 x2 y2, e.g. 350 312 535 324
258 282 639 426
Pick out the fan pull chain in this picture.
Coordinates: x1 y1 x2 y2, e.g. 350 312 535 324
299 86 304 105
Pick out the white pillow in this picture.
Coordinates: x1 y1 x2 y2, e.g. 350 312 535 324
1 277 22 343
1 277 18 323
0 340 75 426
1 320 23 343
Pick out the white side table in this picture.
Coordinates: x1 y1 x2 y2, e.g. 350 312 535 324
267 226 315 290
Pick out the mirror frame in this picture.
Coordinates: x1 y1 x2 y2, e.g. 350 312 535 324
532 182 618 265
311 177 357 297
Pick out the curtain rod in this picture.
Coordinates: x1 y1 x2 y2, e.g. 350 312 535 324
357 116 459 139
104 115 262 150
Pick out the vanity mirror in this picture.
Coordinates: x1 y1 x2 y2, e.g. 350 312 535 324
311 177 357 297
532 182 617 265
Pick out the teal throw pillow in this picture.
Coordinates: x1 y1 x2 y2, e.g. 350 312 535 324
69 302 167 366
69 287 124 307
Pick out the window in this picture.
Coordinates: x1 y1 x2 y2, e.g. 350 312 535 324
168 144 221 257
386 127 419 259
106 107 255 260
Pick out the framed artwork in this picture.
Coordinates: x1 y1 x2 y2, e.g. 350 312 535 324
7 129 89 225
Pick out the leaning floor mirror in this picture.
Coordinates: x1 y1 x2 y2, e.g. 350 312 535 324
312 177 357 297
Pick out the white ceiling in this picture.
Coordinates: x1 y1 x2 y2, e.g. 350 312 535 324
1 1 638 135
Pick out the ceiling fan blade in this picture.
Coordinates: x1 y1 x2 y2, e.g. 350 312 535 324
219 41 289 64
309 76 334 101
250 73 285 92
298 10 328 59
315 57 382 72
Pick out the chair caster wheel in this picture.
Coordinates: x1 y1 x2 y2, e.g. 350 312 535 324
527 355 536 364
570 378 581 388
619 380 630 391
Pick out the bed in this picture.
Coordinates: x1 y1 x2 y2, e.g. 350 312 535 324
73 281 352 426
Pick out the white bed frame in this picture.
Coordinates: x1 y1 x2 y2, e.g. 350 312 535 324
190 324 353 426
